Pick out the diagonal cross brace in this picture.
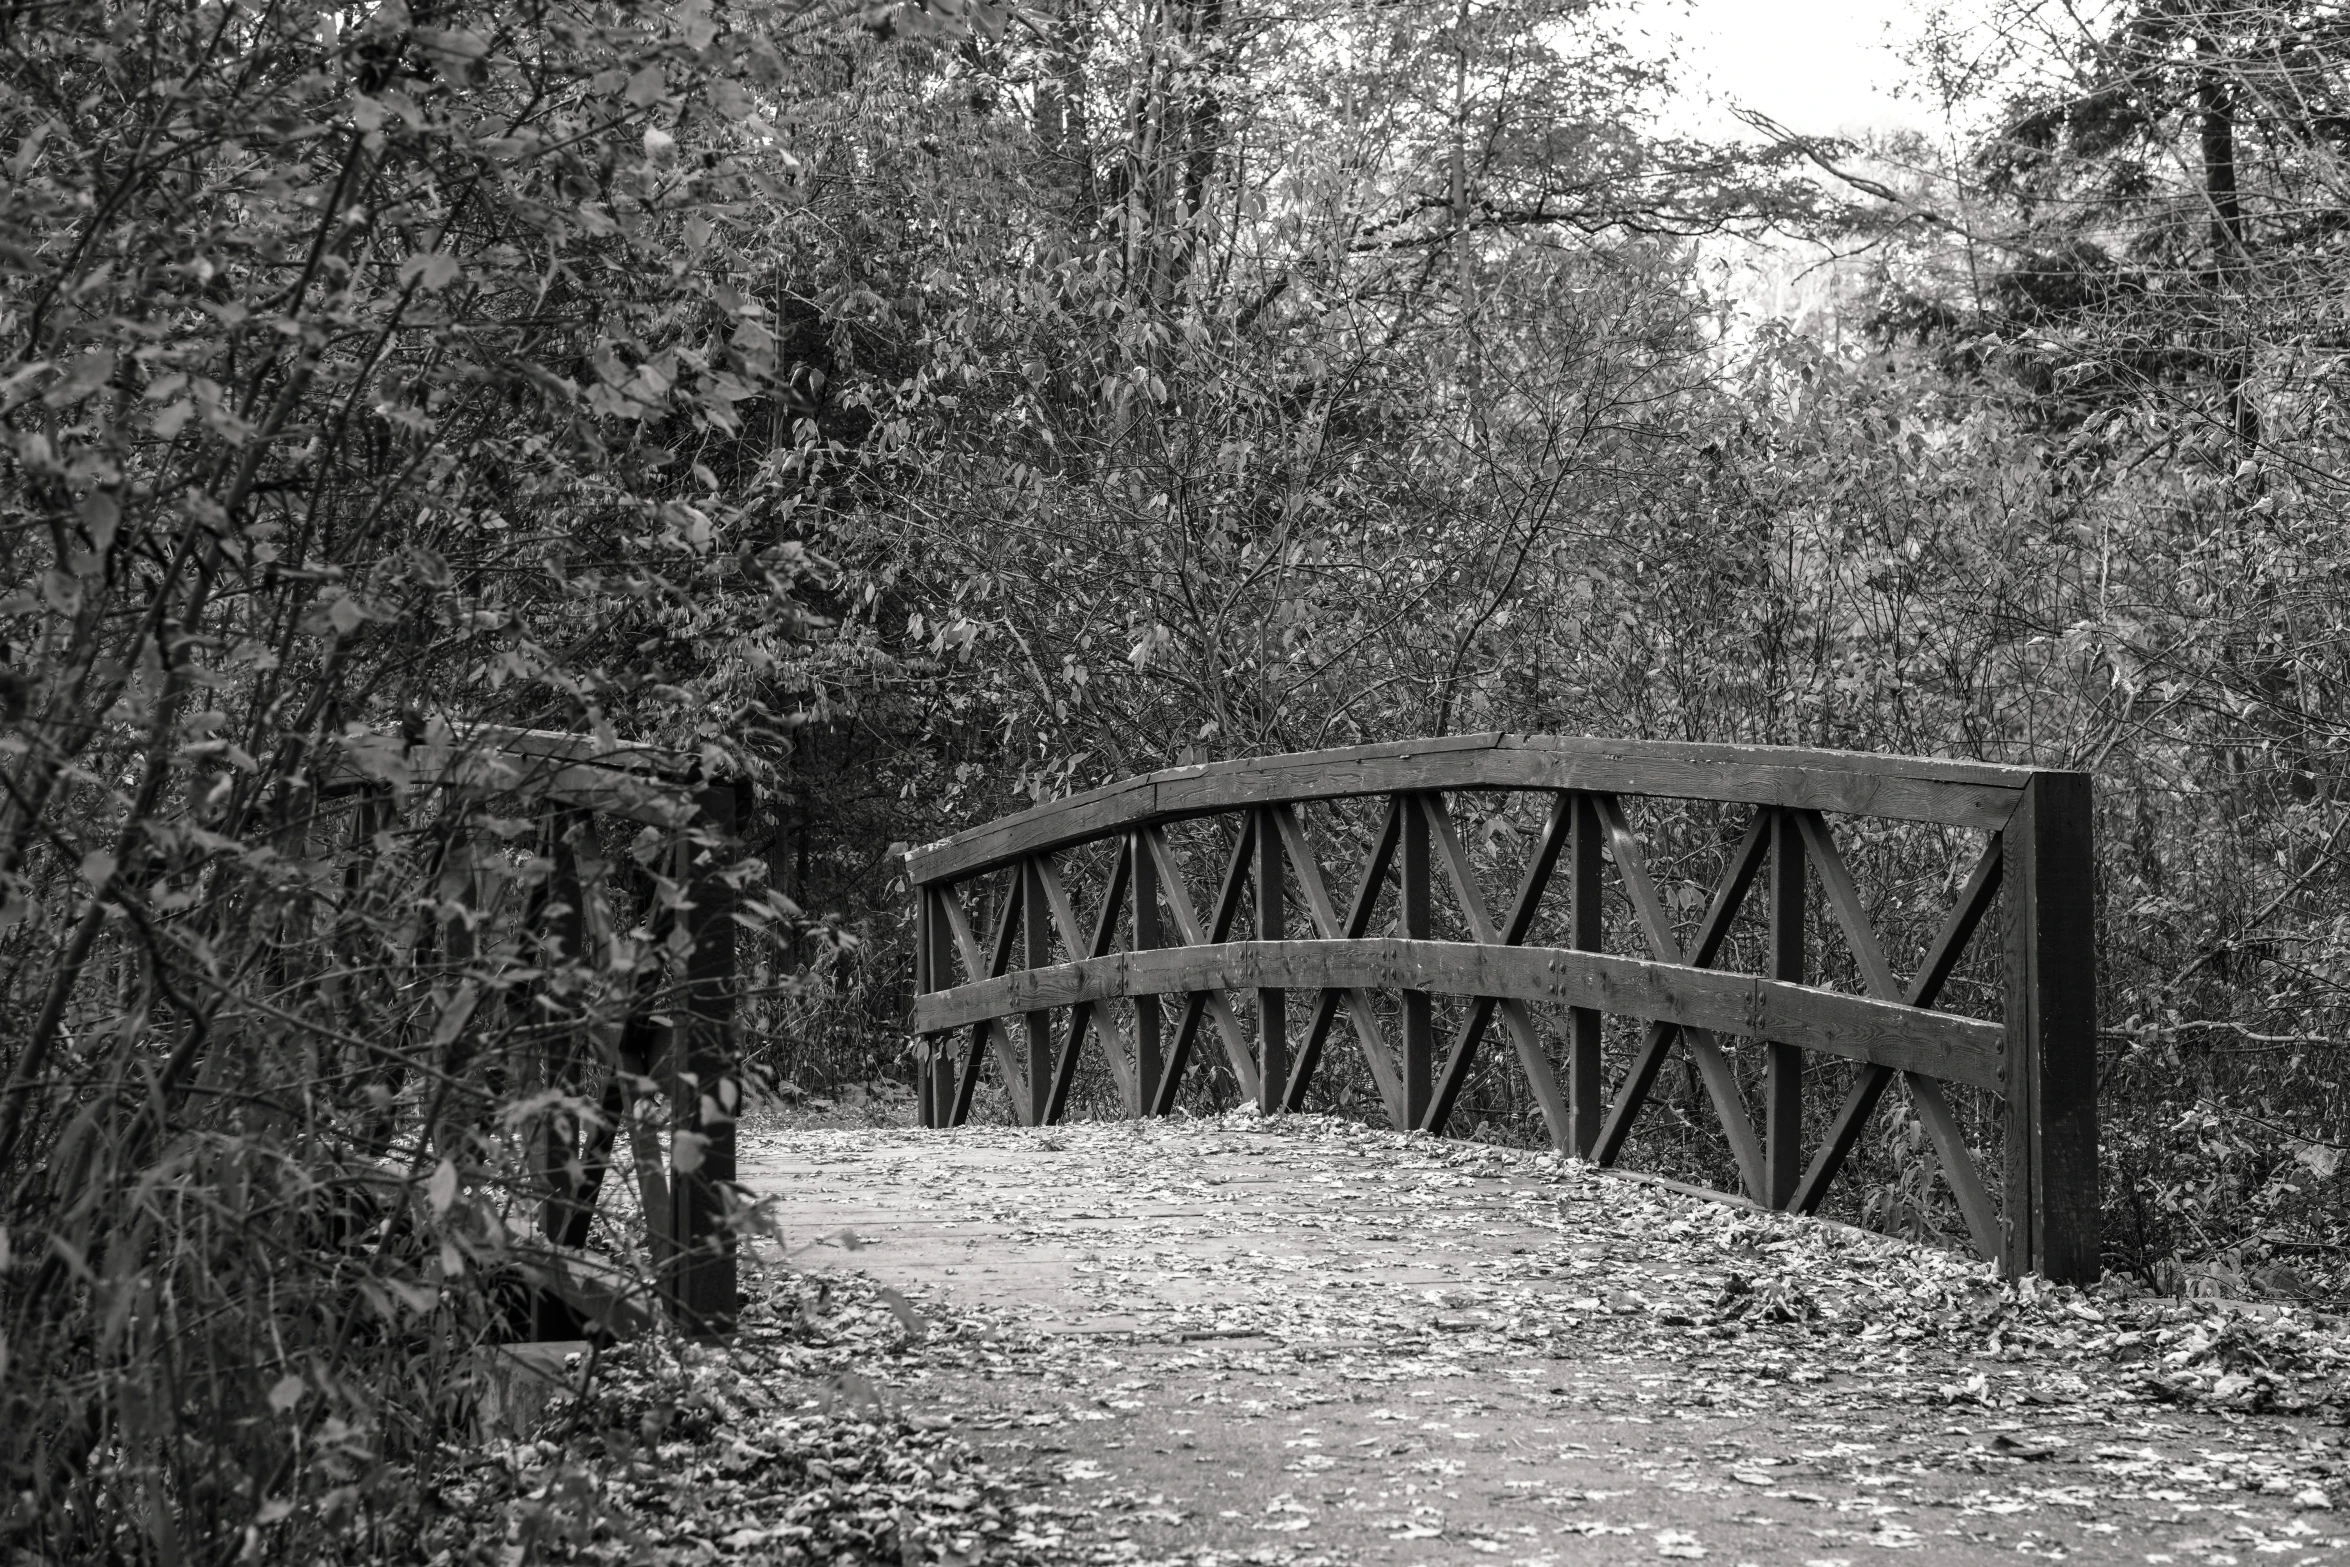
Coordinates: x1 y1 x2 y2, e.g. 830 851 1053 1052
1419 793 1573 1147
1142 823 1263 1112
1792 809 1902 1001
937 874 1030 1125
1034 845 1132 1123
1590 808 1771 1194
1789 824 2003 1259
1273 800 1406 1122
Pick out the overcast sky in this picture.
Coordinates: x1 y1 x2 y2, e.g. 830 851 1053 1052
1627 0 1943 139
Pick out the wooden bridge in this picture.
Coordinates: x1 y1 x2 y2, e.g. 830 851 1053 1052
334 722 750 1338
904 735 2096 1283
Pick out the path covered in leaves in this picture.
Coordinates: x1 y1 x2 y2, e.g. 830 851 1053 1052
472 1113 2350 1565
729 1114 2350 1565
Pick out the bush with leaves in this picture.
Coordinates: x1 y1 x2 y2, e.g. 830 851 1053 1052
0 0 878 1556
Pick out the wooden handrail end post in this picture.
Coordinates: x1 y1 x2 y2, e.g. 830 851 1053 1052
2002 772 2098 1284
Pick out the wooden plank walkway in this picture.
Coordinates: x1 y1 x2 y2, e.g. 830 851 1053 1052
739 1115 2350 1565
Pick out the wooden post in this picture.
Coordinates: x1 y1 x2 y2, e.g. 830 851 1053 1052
2002 772 2099 1282
927 886 958 1123
590 863 675 1278
1021 856 1052 1126
1765 808 1805 1208
1130 829 1161 1116
532 807 592 1340
1255 808 1286 1114
669 779 742 1338
1567 792 1603 1158
1400 792 1433 1130
914 883 937 1128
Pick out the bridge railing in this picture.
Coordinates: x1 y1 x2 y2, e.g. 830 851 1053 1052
329 722 747 1336
903 734 2095 1283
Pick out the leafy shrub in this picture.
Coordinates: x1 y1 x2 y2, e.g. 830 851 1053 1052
0 0 836 1556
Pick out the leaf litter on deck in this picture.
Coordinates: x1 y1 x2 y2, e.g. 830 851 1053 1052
438 1112 2350 1564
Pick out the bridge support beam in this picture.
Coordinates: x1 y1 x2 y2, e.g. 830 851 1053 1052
1130 831 1163 1116
1021 857 1052 1126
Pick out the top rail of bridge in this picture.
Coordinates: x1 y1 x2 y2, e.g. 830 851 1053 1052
903 733 2049 889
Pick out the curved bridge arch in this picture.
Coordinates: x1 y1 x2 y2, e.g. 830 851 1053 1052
904 734 2095 1283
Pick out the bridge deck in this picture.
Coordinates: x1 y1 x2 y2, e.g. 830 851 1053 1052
740 1116 2338 1564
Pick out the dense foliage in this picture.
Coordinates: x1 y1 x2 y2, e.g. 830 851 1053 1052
0 0 836 1555
3 0 2348 1557
1858 0 2350 1294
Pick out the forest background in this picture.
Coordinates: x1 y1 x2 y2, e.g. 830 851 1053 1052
2 0 2346 1557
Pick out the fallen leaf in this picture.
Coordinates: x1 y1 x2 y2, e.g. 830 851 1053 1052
1993 1432 2067 1461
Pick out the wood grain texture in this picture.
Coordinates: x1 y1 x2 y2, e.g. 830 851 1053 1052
1911 1070 2003 1261
949 1022 986 1127
934 880 1021 1123
1685 1029 1769 1201
1567 794 1605 1157
1033 853 1086 958
1590 812 1767 1165
1495 996 1573 1150
1592 793 1679 962
905 743 2091 1287
1399 794 1434 1129
1422 792 1502 945
1910 836 2004 1011
1255 807 1287 1113
1042 841 1130 1126
1788 831 2007 1216
909 939 2008 1088
1096 1017 1139 1112
914 887 941 1127
1128 830 1162 1115
904 734 2038 886
1140 826 1261 1111
1791 1063 1893 1217
1690 814 1771 968
1765 809 1807 1209
1793 809 1901 1002
1593 1022 1676 1168
1021 857 1052 1126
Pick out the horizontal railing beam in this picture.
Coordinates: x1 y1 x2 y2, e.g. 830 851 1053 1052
903 734 2046 887
909 937 2007 1091
331 722 702 826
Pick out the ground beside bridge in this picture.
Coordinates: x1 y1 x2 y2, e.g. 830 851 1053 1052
726 1113 2350 1566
